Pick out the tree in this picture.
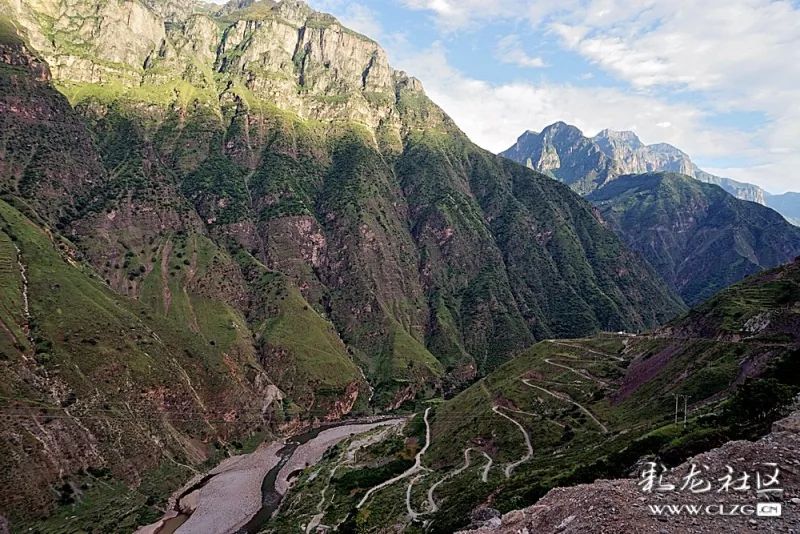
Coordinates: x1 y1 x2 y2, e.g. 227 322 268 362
725 378 795 431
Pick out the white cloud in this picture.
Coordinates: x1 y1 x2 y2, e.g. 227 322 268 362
392 43 749 158
556 0 800 192
306 0 383 39
495 35 547 68
399 0 527 30
390 0 800 192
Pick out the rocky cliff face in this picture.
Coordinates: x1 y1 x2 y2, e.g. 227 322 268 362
502 123 769 205
595 130 696 177
502 123 615 195
0 2 688 526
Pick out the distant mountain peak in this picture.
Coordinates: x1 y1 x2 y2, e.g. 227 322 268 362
501 122 768 205
593 128 644 149
540 121 585 140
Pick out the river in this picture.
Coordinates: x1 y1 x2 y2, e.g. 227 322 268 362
136 417 404 534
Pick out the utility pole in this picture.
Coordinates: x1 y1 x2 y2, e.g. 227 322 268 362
674 394 679 425
673 394 691 426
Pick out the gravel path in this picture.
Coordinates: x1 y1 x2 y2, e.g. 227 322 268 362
479 451 492 483
406 473 427 520
426 447 474 512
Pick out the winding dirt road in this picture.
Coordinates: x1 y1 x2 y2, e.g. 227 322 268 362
423 446 495 514
522 379 608 434
544 358 608 386
492 406 534 478
549 340 624 361
480 450 493 482
426 447 474 513
503 406 565 429
357 407 432 509
406 473 428 520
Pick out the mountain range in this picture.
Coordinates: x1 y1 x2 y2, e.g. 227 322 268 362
501 123 800 305
1 0 799 532
587 172 800 305
0 0 687 525
501 122 799 224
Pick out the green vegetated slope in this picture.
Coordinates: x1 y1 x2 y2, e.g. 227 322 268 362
266 259 800 532
2 0 684 408
0 197 280 529
587 173 800 306
0 0 683 527
0 14 368 525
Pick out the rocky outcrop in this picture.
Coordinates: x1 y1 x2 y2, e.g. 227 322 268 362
4 0 429 132
501 123 770 206
5 0 165 83
502 123 615 194
459 410 800 534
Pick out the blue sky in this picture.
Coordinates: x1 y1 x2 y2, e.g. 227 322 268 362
303 0 800 193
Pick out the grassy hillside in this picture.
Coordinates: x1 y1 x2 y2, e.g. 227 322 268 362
0 197 281 527
267 260 800 532
588 172 800 306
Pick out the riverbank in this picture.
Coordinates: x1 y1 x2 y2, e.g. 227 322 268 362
275 421 404 495
173 440 285 534
135 417 406 534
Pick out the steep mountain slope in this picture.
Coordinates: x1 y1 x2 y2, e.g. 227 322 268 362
0 12 369 527
0 195 286 528
2 0 684 396
0 8 369 417
587 173 800 306
767 191 800 226
0 2 689 527
269 258 800 532
501 124 772 206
